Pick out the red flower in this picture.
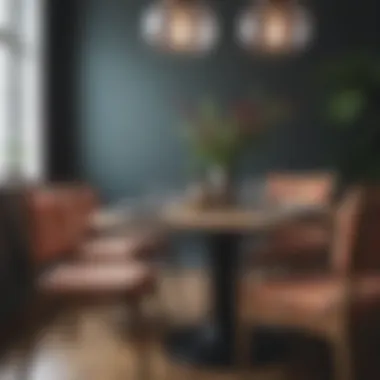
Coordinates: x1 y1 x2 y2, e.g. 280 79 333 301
234 101 257 125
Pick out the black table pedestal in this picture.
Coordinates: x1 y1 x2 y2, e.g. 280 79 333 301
164 233 293 368
165 325 234 367
165 326 294 368
165 234 238 367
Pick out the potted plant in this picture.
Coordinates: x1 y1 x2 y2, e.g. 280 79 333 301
182 96 287 207
319 52 380 190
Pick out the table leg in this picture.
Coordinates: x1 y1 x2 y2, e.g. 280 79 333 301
209 234 238 360
164 233 238 367
164 233 294 368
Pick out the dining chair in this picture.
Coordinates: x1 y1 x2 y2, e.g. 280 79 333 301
17 186 157 380
61 185 173 331
76 184 192 336
265 172 336 207
237 185 380 380
249 172 336 275
54 184 168 263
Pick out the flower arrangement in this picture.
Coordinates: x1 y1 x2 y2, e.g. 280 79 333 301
181 96 289 207
182 97 287 173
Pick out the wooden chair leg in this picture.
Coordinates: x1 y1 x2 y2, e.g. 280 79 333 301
150 277 168 332
332 331 353 380
62 307 81 342
235 317 251 380
147 279 175 380
129 297 152 380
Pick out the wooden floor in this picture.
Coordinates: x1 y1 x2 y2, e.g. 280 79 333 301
0 271 313 380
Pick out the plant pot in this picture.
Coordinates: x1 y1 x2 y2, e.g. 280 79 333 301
206 164 235 207
185 182 210 210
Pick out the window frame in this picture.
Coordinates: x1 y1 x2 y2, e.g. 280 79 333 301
0 0 44 182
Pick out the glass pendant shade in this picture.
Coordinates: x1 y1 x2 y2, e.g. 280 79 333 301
236 0 314 54
141 0 220 54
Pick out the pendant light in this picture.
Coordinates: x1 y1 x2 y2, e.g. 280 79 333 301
141 0 220 55
236 0 314 55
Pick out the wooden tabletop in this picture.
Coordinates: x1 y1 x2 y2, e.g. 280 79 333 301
90 211 126 231
91 202 332 234
160 202 317 233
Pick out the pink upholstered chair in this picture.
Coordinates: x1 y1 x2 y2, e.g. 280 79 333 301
266 172 335 208
238 186 380 380
24 188 156 380
55 184 167 264
249 172 336 274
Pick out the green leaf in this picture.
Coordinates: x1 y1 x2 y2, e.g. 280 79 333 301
200 97 219 123
329 90 367 126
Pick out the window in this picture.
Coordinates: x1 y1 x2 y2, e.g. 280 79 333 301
0 0 44 182
0 0 9 28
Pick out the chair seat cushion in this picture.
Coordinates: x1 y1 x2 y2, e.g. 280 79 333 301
244 276 342 317
80 236 148 261
80 232 165 261
89 211 126 233
249 224 329 271
271 224 329 253
38 263 155 296
242 275 380 330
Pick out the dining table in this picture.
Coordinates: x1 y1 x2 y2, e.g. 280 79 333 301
159 201 328 368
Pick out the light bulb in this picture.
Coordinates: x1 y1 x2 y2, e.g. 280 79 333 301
169 8 194 49
141 1 220 54
236 0 314 54
264 9 289 49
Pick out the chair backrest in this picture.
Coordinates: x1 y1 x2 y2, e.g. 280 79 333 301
54 182 99 233
54 186 87 252
266 172 336 208
352 186 380 273
27 188 67 266
78 184 99 216
26 183 98 266
75 184 99 234
331 186 380 276
330 187 362 276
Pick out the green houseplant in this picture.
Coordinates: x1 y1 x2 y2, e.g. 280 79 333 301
320 52 380 186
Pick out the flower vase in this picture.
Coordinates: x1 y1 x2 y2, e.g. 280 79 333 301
206 164 235 207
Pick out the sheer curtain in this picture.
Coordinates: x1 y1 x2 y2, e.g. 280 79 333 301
0 0 44 183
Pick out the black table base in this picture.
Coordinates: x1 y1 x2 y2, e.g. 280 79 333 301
164 233 292 368
165 325 233 367
165 326 295 368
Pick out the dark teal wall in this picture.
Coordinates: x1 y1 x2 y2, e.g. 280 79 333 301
75 0 379 202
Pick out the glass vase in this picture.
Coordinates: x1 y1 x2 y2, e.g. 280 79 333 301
206 164 235 207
